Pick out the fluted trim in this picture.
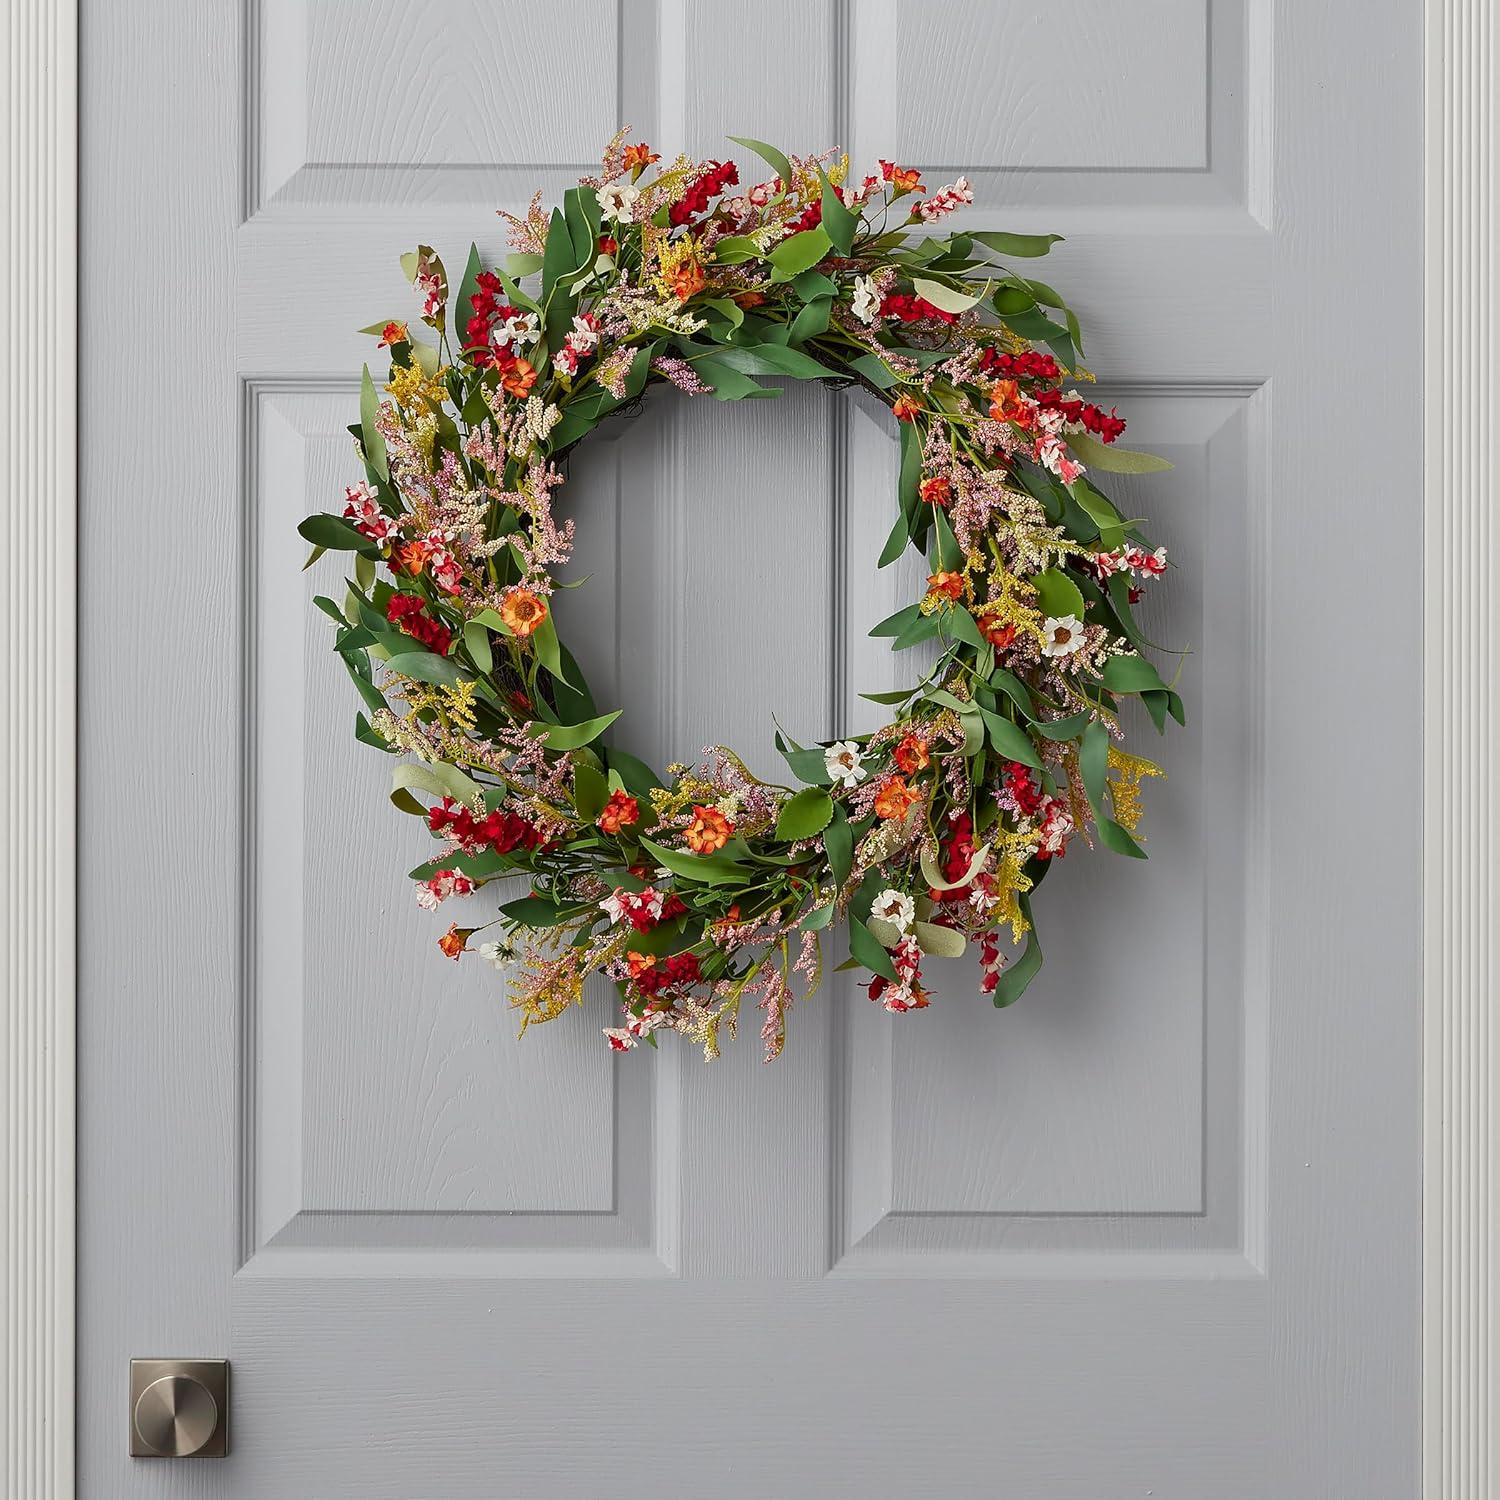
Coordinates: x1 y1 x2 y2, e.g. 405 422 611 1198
1426 3 1498 1496
2 1 77 1496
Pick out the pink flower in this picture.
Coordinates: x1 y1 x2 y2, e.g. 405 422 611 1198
603 1027 636 1052
342 482 393 543
416 869 476 910
427 547 464 593
916 176 974 223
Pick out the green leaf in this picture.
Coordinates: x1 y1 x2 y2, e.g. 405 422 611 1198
711 343 831 380
775 787 834 842
462 619 492 673
573 761 609 821
970 230 1064 259
913 920 967 959
779 742 834 786
818 170 858 254
390 760 482 816
383 650 467 686
979 707 1043 769
824 806 853 889
531 611 572 684
727 135 794 191
639 836 747 886
1079 719 1148 860
848 917 899 982
505 251 544 278
912 276 986 314
606 746 663 796
452 243 484 351
1072 479 1126 547
298 514 373 552
501 893 574 928
869 603 921 639
877 509 911 568
691 353 782 402
1067 431 1173 473
767 227 833 283
1033 567 1086 621
710 234 763 265
529 710 623 751
787 296 833 346
1031 710 1092 742
359 365 388 481
991 900 1043 1007
930 505 963 572
1099 653 1168 695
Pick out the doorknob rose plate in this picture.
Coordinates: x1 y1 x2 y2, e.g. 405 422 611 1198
129 1359 230 1458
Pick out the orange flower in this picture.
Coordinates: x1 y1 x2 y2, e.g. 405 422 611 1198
918 475 951 507
684 804 733 854
626 950 658 981
597 790 639 835
623 142 660 174
926 570 965 602
438 924 468 960
874 777 921 821
713 902 743 932
733 290 767 309
989 379 1032 427
597 234 618 257
501 357 537 399
500 587 548 637
669 256 706 302
881 160 924 194
395 538 432 575
983 619 1018 650
892 394 921 422
893 733 930 774
378 320 409 348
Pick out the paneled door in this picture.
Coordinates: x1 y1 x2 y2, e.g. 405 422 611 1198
80 1 1422 1494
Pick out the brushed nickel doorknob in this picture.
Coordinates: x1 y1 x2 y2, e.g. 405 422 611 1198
134 1375 216 1456
129 1359 230 1458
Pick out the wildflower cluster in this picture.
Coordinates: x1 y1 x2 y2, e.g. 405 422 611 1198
300 133 1182 1063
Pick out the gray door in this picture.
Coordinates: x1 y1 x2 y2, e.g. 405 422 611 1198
80 0 1423 1494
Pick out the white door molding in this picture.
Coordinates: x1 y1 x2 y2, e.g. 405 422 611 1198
1426 2 1499 1497
1 1 77 1496
7 1 1490 1494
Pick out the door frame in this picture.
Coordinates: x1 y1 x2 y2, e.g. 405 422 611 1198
0 1 1490 1493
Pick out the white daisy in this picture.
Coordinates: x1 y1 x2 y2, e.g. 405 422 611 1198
871 888 917 932
1040 615 1087 658
824 740 868 787
476 940 513 970
850 275 881 325
595 182 639 222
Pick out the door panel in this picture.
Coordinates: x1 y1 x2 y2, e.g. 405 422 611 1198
81 1 1422 1494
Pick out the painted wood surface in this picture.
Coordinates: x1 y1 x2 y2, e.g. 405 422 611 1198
77 1 1424 1494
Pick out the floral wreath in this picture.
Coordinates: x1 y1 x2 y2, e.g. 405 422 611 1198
300 133 1183 1063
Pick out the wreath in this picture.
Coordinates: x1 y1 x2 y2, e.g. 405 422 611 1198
299 134 1183 1062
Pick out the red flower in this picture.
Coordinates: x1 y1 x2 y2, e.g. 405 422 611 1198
892 394 921 422
597 234 618 256
918 475 951 507
668 160 739 226
879 292 957 326
427 798 543 858
978 349 1059 382
386 592 452 656
377 320 409 348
